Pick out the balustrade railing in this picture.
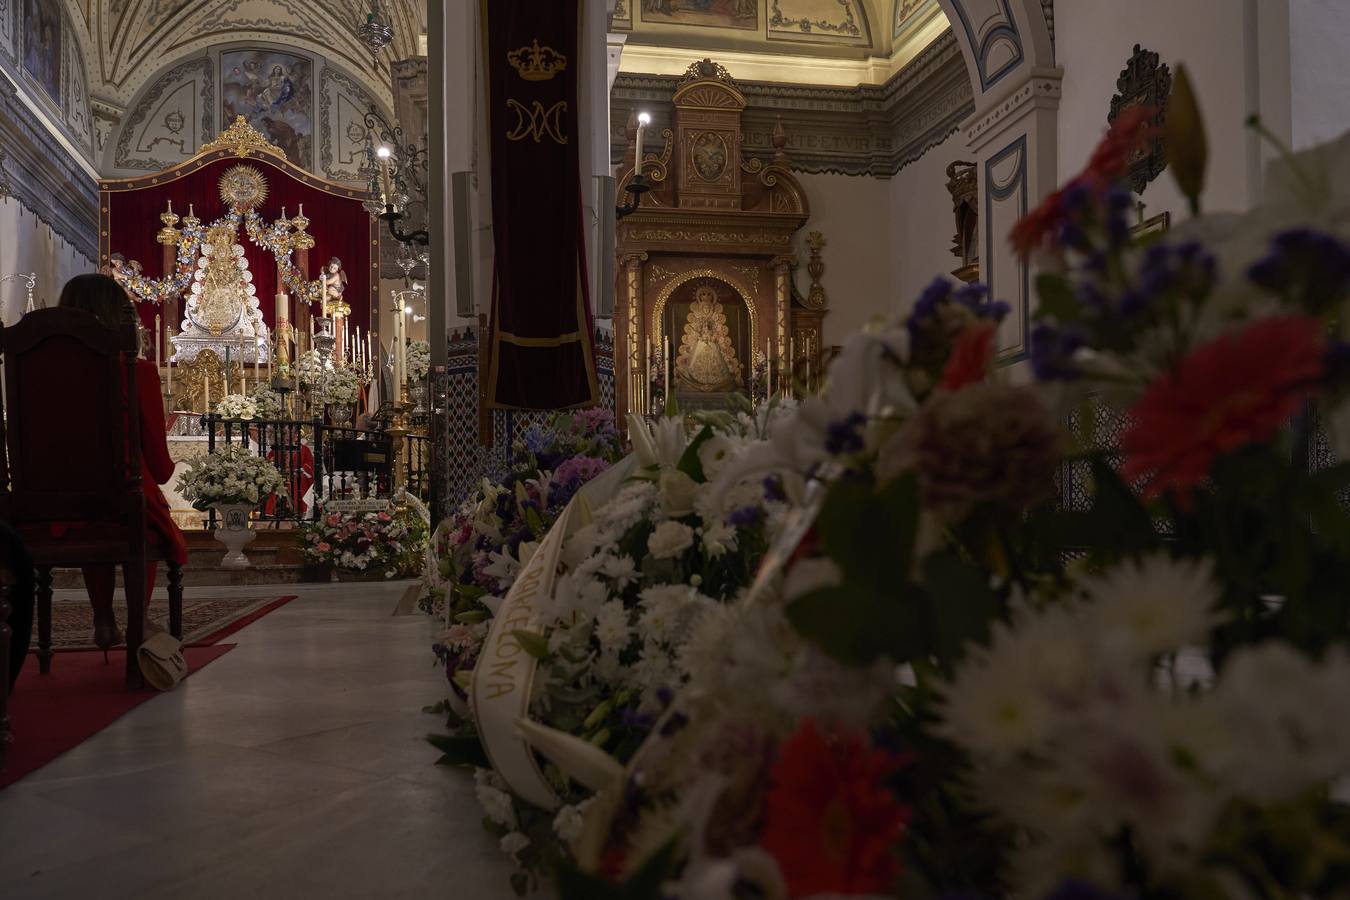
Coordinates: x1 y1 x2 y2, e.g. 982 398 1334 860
197 415 431 528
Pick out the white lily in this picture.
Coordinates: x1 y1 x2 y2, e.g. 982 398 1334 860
515 717 625 793
627 412 687 469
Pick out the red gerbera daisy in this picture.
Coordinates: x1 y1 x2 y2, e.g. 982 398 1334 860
1010 105 1159 257
759 719 912 898
1121 315 1327 500
941 321 998 390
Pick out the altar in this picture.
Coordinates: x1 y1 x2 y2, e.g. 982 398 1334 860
96 118 382 526
98 117 380 416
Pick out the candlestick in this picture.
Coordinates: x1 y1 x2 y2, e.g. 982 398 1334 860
666 334 673 399
154 313 161 368
166 324 173 394
238 334 246 395
254 340 261 384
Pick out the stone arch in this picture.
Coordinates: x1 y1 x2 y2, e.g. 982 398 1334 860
935 0 1055 102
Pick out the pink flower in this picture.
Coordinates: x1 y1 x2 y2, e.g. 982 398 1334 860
378 512 392 522
327 513 341 526
317 542 331 552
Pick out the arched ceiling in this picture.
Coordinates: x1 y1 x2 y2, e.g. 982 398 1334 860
615 0 949 85
65 0 425 109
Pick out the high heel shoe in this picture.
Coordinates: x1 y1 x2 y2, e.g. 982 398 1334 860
93 609 123 664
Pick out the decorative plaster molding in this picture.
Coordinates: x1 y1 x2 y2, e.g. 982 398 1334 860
319 63 378 181
612 30 973 177
114 55 213 172
963 67 1061 149
0 76 98 260
768 0 869 46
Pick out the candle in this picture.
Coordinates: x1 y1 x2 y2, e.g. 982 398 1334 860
239 334 246 394
204 371 210 413
634 112 650 175
166 325 173 394
254 340 261 383
366 331 373 374
154 313 161 367
666 335 673 396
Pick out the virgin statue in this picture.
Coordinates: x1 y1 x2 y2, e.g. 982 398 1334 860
675 285 742 393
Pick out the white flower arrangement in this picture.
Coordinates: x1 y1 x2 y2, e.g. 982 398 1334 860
323 365 362 405
248 382 284 419
407 339 431 382
175 445 285 507
295 349 329 388
213 393 259 420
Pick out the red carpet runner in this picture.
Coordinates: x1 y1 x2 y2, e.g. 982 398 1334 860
1 595 298 789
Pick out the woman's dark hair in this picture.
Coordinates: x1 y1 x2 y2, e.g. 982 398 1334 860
58 273 138 332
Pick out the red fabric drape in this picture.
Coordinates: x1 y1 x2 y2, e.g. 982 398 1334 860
107 157 373 336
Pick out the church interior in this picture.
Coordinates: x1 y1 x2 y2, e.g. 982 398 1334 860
3 2 1350 899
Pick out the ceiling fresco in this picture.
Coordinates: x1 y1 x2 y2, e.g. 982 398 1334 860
614 0 950 85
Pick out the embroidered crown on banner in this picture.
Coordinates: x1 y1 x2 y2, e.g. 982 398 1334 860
508 39 567 81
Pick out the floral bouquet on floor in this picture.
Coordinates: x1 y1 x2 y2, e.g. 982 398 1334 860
406 339 431 382
213 393 260 420
424 409 626 688
302 503 428 578
176 445 286 509
552 74 1350 900
430 402 797 895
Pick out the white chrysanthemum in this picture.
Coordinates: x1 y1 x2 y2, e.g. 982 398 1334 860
648 520 694 560
499 831 531 863
593 600 632 653
1082 554 1219 659
937 622 1059 758
474 768 516 828
552 802 588 845
599 554 637 588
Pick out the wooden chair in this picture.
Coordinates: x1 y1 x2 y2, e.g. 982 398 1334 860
0 521 35 770
0 308 183 689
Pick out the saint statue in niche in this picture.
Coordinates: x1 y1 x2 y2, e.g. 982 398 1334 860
675 285 742 393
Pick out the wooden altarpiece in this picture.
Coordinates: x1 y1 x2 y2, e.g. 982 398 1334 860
615 60 823 417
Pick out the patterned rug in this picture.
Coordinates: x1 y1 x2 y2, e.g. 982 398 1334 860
47 595 298 651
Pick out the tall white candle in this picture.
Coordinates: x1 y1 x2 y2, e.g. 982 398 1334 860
635 112 650 175
154 313 161 367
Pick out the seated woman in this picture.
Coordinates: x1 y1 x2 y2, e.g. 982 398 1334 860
56 274 188 651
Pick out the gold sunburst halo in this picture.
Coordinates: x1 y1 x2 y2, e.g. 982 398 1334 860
219 164 268 211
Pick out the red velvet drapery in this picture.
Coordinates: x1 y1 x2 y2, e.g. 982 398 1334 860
106 157 375 337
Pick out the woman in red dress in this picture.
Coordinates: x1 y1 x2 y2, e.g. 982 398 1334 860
57 275 189 650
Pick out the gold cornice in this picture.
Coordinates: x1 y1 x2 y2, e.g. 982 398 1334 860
201 116 288 159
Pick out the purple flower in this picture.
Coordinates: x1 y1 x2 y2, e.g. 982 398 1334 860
824 411 868 456
1249 227 1350 312
727 505 763 527
762 475 786 503
1031 323 1086 381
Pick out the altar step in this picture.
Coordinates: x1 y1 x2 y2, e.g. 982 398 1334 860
47 530 329 589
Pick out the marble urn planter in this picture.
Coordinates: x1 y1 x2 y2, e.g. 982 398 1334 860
213 503 258 569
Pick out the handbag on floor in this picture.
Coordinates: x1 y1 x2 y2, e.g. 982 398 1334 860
136 631 186 691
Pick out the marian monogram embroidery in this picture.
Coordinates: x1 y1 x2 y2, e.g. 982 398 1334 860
505 99 569 145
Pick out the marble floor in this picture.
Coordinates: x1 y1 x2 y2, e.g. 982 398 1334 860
0 582 516 900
